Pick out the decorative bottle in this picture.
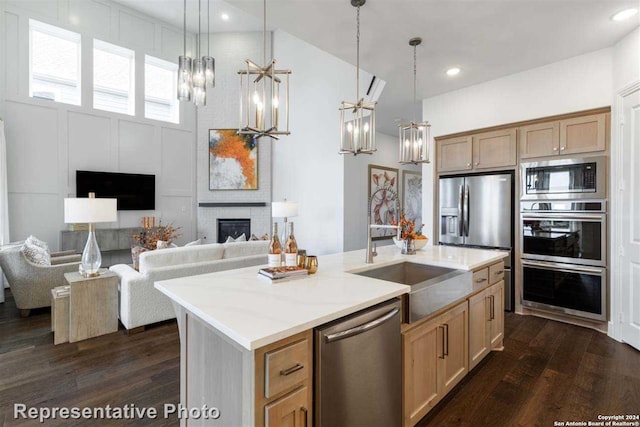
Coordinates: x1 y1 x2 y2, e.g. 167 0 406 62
268 222 282 268
284 222 298 267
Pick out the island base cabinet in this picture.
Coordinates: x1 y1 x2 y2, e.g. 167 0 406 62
402 301 469 427
469 280 505 371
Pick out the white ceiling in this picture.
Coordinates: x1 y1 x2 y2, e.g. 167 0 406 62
115 0 640 135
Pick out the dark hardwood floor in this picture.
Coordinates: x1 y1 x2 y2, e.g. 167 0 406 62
1 289 639 426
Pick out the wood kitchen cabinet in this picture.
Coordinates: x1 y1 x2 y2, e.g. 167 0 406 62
438 129 516 173
469 280 504 370
402 301 468 427
255 330 312 427
472 128 517 170
520 113 606 159
437 136 473 172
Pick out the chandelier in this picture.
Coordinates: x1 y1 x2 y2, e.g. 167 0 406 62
177 0 215 107
398 37 431 164
339 0 376 155
238 0 291 139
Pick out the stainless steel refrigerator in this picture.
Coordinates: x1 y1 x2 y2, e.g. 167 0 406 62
439 172 514 310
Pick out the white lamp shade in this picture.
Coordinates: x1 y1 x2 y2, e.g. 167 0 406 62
272 201 298 218
64 198 118 223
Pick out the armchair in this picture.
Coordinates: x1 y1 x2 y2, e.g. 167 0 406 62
0 246 81 316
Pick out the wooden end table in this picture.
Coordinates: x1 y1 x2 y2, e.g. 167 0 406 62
53 270 119 343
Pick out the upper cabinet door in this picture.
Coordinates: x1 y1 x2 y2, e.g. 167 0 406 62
520 121 560 159
472 128 517 169
559 113 606 155
438 137 473 173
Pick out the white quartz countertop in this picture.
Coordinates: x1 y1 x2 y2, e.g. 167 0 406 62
155 245 507 351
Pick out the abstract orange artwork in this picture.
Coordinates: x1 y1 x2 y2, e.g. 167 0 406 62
209 129 258 190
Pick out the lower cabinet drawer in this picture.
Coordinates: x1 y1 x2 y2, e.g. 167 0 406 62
489 262 504 284
265 338 309 399
472 268 489 289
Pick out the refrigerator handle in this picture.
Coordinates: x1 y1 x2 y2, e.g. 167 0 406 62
463 184 470 237
458 184 464 237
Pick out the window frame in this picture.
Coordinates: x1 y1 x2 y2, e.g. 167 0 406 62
29 19 82 106
144 55 180 124
93 39 136 116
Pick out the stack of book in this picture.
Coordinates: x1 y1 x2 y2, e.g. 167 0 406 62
258 266 309 284
53 286 70 297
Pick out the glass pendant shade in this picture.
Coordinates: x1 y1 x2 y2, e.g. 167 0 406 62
204 56 215 87
399 121 431 164
339 101 376 154
192 58 206 107
177 55 192 101
238 59 291 139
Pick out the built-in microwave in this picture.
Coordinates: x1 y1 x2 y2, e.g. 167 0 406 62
521 156 606 200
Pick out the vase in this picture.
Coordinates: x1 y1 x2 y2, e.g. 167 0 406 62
131 246 149 270
401 238 416 255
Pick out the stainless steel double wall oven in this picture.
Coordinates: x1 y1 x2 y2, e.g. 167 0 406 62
520 156 607 321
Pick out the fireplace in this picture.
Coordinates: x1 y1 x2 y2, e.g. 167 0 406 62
217 219 251 243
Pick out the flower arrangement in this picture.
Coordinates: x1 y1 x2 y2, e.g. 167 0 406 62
393 212 425 241
132 222 181 251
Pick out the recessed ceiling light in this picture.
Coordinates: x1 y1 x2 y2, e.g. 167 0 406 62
611 8 638 21
221 13 230 21
446 67 461 76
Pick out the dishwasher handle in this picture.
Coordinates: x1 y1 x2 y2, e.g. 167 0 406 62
324 307 400 343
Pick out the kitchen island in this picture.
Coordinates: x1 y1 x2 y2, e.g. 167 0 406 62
155 245 507 427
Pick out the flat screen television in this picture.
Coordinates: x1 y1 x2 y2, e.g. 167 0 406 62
76 170 155 211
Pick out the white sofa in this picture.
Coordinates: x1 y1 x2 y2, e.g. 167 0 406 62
109 240 269 331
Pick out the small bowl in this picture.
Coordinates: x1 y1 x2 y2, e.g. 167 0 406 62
393 237 428 251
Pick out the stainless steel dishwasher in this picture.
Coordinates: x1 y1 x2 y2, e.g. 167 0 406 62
314 298 402 427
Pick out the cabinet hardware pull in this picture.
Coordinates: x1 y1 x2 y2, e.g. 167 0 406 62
475 162 479 166
494 270 503 275
467 163 471 167
439 326 446 359
301 407 308 427
475 277 487 284
280 363 303 376
560 146 566 151
553 147 558 151
443 323 449 357
490 295 495 320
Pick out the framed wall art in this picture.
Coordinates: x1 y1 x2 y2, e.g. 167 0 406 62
402 170 422 231
209 129 258 190
368 164 399 241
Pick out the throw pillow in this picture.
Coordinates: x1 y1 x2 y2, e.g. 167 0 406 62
184 239 202 247
249 234 259 241
156 241 178 249
22 242 51 266
225 233 247 243
26 235 50 253
261 233 270 240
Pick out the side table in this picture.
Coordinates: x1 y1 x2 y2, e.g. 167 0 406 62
63 270 119 343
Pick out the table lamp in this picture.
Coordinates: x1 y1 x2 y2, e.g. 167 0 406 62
272 199 298 243
64 192 117 277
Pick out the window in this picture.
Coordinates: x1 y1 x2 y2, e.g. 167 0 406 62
93 40 135 115
29 20 81 105
145 55 179 124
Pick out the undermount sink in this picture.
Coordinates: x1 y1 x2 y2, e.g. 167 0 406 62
351 261 472 323
352 261 459 286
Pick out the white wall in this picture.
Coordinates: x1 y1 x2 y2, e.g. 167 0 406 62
272 29 377 255
610 27 640 340
195 32 273 243
343 132 421 251
1 0 197 248
421 47 614 239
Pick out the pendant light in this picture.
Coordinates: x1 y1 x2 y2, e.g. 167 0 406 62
339 0 376 155
238 0 291 139
177 0 192 101
192 0 206 107
398 37 431 164
203 0 215 88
